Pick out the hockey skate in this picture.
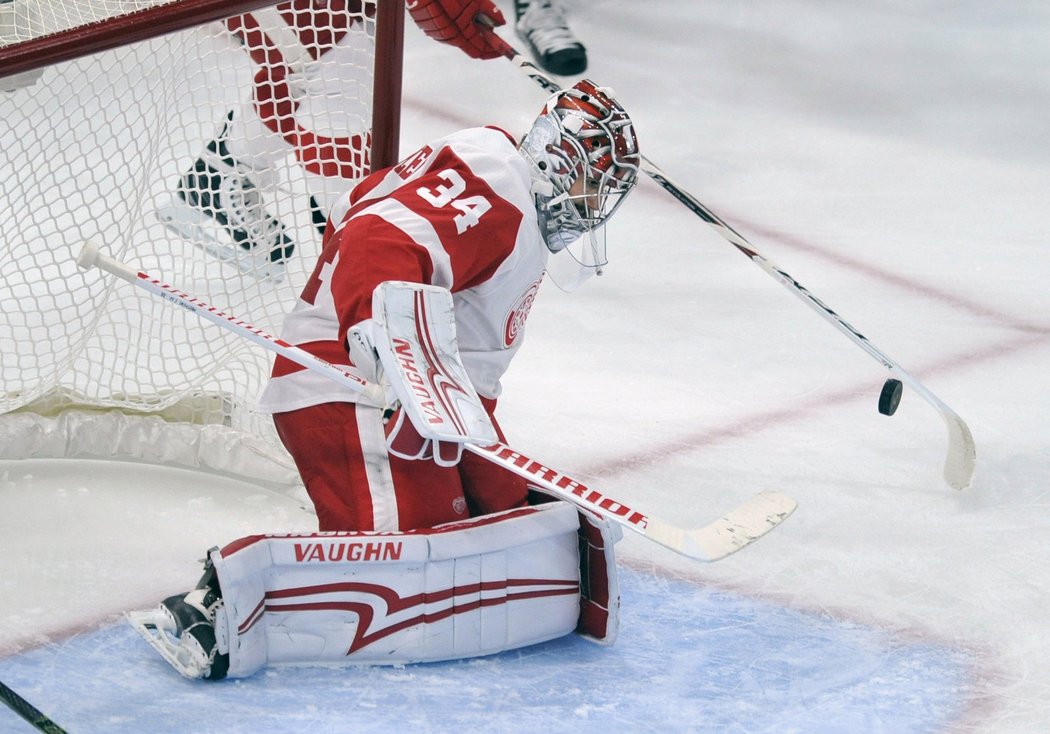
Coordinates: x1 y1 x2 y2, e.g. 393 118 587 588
515 0 587 77
156 112 293 282
128 563 229 680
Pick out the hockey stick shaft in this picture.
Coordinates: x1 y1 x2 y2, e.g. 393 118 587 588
0 680 68 734
76 241 387 406
486 34 975 490
76 244 794 562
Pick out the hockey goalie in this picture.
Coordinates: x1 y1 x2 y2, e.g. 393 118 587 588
130 77 643 679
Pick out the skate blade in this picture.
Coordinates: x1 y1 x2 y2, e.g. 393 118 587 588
127 609 211 679
155 201 286 283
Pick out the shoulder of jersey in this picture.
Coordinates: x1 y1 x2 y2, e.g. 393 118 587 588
439 126 519 157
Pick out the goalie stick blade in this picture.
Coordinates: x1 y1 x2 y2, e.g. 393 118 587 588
642 491 797 563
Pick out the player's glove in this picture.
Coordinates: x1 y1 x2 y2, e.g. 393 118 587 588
407 0 507 60
385 406 464 467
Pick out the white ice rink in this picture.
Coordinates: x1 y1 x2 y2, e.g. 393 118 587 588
3 1 1050 731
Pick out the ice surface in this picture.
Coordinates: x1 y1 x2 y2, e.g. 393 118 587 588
0 565 973 733
3 1 1050 732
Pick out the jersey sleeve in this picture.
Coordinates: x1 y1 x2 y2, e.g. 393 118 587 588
330 213 437 349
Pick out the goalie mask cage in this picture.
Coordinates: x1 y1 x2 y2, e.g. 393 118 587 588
0 0 404 484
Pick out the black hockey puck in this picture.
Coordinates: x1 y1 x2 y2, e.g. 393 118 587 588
879 378 903 416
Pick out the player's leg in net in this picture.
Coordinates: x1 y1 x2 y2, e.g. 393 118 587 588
158 2 378 282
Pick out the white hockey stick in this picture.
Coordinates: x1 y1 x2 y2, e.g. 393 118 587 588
484 31 976 491
76 241 385 406
76 243 795 562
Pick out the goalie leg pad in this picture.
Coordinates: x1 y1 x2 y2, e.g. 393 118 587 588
576 508 623 645
210 502 583 677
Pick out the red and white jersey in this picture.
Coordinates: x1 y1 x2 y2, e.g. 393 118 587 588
223 1 375 183
257 126 548 414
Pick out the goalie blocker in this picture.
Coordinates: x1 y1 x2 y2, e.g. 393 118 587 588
129 502 620 679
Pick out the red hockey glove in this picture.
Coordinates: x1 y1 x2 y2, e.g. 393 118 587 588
407 0 508 60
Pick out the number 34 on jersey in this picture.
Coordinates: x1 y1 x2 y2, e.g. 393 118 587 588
416 169 492 234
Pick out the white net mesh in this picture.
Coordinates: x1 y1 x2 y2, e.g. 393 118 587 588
1 0 391 466
0 0 179 40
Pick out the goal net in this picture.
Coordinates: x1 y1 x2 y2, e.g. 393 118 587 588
0 0 403 484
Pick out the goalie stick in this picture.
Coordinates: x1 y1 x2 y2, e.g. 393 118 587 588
481 30 976 491
76 243 795 562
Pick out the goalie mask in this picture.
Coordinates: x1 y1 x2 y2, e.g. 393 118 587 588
520 80 640 289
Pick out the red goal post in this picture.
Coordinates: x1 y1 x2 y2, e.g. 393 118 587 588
0 0 404 484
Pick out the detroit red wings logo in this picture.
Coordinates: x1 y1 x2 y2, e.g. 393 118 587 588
503 278 542 348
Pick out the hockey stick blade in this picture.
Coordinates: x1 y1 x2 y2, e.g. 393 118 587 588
894 370 976 491
643 491 797 562
468 443 796 562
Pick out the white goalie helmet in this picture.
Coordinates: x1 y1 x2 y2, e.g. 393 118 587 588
520 80 640 289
